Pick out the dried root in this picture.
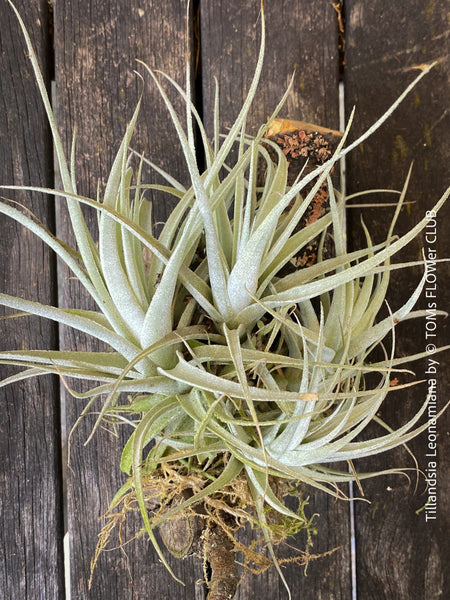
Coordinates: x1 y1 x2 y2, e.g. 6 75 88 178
90 455 322 596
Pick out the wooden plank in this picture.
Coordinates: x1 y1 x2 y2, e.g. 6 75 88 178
53 1 204 598
200 3 352 598
200 1 340 137
0 1 64 599
344 1 450 598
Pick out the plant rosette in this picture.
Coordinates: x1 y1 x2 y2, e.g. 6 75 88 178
1 2 449 599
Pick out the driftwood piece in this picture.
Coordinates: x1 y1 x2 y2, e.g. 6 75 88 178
204 524 239 600
158 493 204 559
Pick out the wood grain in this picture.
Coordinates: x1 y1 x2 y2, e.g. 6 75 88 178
200 3 351 599
344 1 450 598
0 1 64 599
54 1 203 598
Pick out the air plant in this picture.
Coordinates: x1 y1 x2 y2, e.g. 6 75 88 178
1 2 449 599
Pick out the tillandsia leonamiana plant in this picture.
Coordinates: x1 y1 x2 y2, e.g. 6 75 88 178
1 2 450 599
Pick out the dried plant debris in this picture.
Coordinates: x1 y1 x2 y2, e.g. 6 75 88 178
271 128 333 165
264 121 342 272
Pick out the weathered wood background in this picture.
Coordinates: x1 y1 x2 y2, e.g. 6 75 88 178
1 1 449 598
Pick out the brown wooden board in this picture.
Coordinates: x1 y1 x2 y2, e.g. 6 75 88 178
344 1 450 598
53 1 204 598
0 1 64 599
200 2 351 599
